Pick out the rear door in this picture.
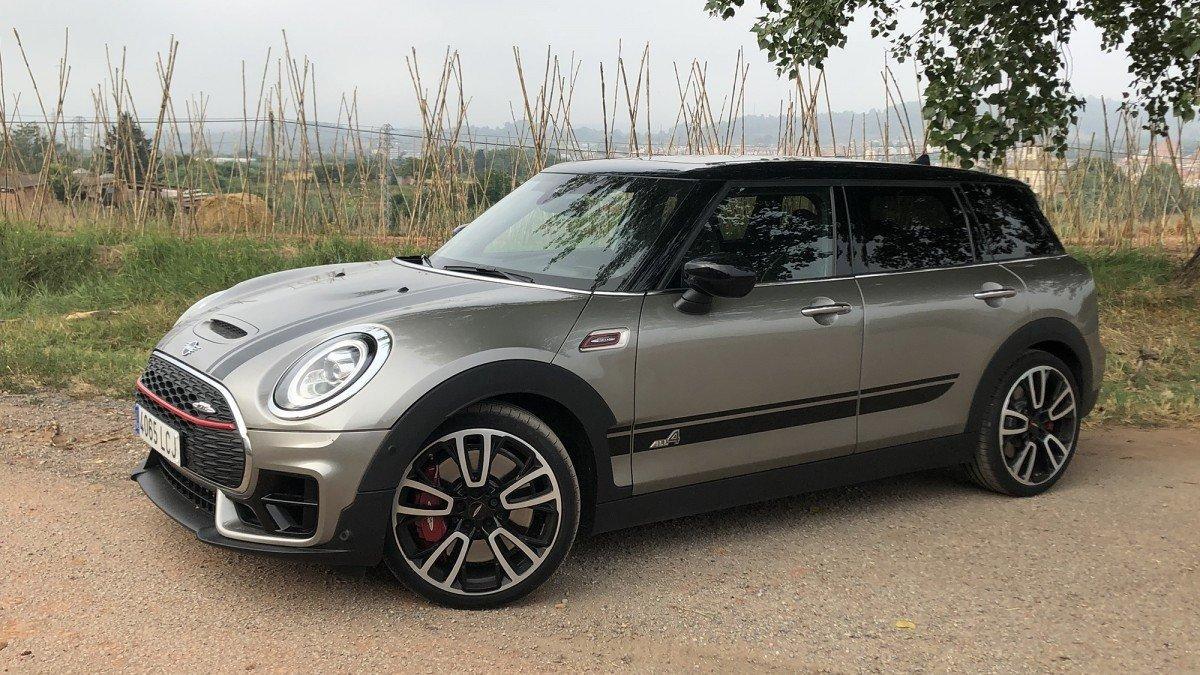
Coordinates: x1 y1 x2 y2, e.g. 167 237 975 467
846 183 1028 451
630 183 862 492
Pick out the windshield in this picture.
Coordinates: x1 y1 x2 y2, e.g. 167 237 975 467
429 172 694 291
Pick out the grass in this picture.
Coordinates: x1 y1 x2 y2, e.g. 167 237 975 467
0 226 403 396
1 226 1196 427
1073 247 1200 427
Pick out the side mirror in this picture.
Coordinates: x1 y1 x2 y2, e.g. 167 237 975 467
674 256 756 315
451 223 470 236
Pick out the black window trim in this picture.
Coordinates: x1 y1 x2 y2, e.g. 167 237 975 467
652 178 854 292
957 180 1067 263
640 177 1068 294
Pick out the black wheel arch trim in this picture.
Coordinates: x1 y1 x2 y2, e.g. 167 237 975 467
966 316 1097 435
353 359 623 501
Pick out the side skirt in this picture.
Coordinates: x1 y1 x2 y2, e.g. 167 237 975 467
590 433 972 534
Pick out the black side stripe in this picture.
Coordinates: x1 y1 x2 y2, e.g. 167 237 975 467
859 381 953 415
630 399 858 453
607 432 632 457
606 374 958 455
859 373 957 395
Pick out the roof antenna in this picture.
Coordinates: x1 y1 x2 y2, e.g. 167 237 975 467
911 153 931 166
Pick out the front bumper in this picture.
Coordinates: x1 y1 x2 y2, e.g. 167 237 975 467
132 426 396 566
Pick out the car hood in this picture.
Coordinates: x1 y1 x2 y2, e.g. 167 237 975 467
157 259 591 383
193 259 442 335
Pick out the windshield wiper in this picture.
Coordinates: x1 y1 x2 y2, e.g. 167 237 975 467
394 254 433 267
441 265 533 283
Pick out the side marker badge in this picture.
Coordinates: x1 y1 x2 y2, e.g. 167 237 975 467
579 328 630 352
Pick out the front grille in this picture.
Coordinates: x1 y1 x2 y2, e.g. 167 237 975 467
157 456 217 514
138 354 246 488
140 354 236 424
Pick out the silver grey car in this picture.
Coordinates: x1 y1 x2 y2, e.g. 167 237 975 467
132 156 1103 608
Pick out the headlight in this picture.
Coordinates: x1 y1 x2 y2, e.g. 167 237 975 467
269 325 392 419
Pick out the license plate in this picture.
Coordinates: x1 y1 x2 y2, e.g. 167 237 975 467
134 404 182 467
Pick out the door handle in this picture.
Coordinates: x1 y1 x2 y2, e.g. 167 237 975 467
973 287 1017 300
801 302 852 317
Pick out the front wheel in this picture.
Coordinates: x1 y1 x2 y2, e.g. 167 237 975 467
384 402 580 608
966 350 1081 496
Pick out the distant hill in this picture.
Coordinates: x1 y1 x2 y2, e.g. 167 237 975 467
463 96 1198 156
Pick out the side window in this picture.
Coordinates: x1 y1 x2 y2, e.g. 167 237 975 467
846 185 974 273
963 183 1064 260
683 186 836 283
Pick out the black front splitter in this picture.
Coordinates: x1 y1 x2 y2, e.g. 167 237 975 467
131 457 389 567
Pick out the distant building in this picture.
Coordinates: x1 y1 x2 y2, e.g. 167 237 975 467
1181 152 1200 187
1002 146 1066 196
74 172 127 205
0 170 46 209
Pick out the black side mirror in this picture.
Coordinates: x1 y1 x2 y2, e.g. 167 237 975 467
674 256 756 314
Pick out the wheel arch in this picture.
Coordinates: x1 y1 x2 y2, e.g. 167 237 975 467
355 359 623 519
966 317 1096 434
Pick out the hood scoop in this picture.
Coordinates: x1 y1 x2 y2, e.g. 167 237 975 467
193 315 258 344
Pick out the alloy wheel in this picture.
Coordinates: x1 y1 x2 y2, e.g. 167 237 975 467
998 365 1078 486
392 428 563 596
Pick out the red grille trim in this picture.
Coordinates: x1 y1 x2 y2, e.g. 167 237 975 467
135 380 238 431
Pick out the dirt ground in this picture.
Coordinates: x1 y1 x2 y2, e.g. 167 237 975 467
0 392 1197 673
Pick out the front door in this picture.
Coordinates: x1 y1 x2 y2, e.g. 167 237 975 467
631 184 862 493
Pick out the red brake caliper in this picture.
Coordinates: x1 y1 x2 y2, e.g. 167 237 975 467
414 462 448 545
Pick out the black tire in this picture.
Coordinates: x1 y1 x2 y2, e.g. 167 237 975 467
384 401 580 609
965 350 1081 497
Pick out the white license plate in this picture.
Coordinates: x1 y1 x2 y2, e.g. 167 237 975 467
135 404 182 467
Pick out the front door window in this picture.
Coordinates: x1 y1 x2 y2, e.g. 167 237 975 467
683 186 837 283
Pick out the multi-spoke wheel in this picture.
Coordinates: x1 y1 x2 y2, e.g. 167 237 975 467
384 402 580 608
966 351 1081 496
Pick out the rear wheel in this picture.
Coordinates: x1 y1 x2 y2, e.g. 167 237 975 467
966 350 1080 496
384 402 580 608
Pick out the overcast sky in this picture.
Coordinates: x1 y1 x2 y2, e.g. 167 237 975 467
2 0 1133 130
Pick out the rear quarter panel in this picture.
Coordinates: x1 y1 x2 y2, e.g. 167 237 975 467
1000 255 1104 395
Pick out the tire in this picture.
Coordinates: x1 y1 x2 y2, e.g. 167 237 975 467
383 401 580 608
965 350 1081 497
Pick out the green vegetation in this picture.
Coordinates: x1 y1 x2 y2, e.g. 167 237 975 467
707 0 1198 166
0 225 403 395
1074 247 1200 427
0 226 1195 427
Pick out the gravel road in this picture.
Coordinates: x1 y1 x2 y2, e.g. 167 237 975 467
1 392 1197 672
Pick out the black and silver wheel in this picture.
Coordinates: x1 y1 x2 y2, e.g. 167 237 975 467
384 402 580 608
967 350 1080 496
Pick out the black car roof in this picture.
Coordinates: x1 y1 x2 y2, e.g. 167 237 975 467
544 154 1023 184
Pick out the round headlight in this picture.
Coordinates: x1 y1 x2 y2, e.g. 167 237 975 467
270 326 391 419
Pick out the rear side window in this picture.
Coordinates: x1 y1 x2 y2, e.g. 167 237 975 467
683 186 836 283
846 185 974 273
963 183 1064 260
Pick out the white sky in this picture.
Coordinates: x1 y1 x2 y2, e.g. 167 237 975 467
1 0 1134 129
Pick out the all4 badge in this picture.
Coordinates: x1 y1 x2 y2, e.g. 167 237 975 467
649 428 681 450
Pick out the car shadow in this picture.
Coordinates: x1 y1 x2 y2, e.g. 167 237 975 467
177 464 1028 612
575 466 983 556
180 449 1104 619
